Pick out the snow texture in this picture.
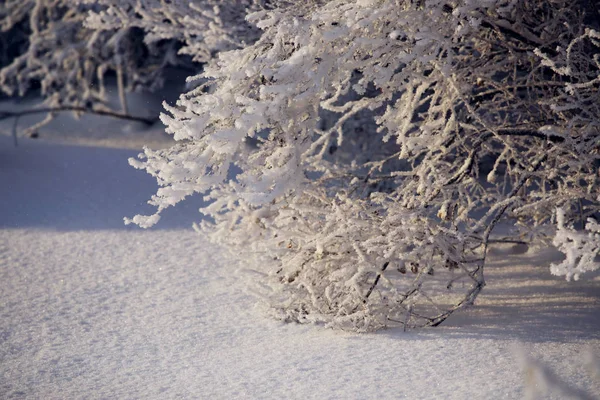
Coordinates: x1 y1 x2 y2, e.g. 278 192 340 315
1 134 599 398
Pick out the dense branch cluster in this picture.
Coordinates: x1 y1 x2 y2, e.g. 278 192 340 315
0 0 265 128
133 0 600 331
1 1 164 110
124 0 599 331
2 0 599 331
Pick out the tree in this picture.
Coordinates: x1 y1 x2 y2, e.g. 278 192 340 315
127 0 600 331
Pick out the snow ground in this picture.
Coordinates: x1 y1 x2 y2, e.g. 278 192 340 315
1 133 599 399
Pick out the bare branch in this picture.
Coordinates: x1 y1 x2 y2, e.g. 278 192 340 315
0 107 157 125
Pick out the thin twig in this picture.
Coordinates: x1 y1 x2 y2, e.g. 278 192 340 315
482 153 548 245
487 238 528 245
0 106 157 126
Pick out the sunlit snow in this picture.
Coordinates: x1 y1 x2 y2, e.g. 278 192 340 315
1 132 599 399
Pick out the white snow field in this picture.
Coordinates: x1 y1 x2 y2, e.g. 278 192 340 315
1 132 600 399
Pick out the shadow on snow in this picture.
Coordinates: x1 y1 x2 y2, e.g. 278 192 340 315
0 135 206 230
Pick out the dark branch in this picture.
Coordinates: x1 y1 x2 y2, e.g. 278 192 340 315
364 261 390 302
0 106 158 126
497 128 565 142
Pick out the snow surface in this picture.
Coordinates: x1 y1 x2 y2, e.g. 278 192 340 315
1 133 599 399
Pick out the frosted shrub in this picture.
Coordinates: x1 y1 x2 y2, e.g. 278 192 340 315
126 0 599 331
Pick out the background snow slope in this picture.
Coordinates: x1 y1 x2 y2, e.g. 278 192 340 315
1 134 599 399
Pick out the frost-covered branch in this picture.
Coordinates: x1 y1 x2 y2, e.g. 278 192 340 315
84 0 265 63
0 0 173 109
551 209 600 281
0 106 156 125
518 348 600 400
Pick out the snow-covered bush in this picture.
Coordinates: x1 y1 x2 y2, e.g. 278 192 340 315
127 0 600 331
